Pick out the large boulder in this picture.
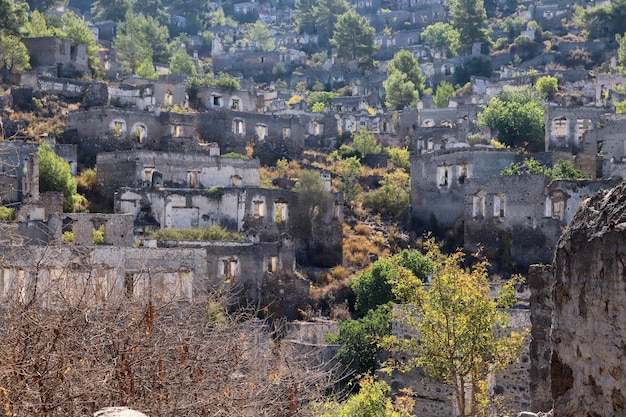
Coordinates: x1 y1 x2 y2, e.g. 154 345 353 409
551 183 626 416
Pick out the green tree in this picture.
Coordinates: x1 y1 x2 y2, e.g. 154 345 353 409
384 239 527 417
313 0 350 47
169 48 196 75
59 11 100 76
246 20 274 51
385 146 410 172
501 15 526 41
0 0 29 35
38 142 81 212
573 0 626 39
115 10 169 74
295 0 317 34
384 72 418 110
478 85 544 151
338 156 363 204
453 55 492 85
535 75 558 99
23 10 56 37
384 50 425 110
448 0 490 52
136 57 159 79
331 9 377 62
434 80 455 108
353 128 381 157
0 34 30 75
352 258 401 314
362 169 410 216
307 91 337 111
326 305 392 375
421 22 460 57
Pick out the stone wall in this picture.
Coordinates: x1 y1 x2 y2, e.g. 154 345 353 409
550 183 626 417
410 148 518 230
0 236 300 312
97 150 261 199
528 264 554 412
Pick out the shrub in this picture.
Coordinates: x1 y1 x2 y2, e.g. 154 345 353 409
221 152 248 159
92 225 105 245
61 231 74 244
77 168 97 193
0 207 16 221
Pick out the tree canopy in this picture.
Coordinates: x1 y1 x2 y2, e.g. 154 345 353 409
115 10 170 74
0 34 30 76
169 48 197 75
331 9 377 62
500 158 590 179
352 128 381 157
434 81 455 108
421 22 460 57
295 0 349 47
384 50 425 110
0 0 28 35
246 20 274 52
478 85 545 151
38 142 81 212
383 239 527 417
448 0 490 52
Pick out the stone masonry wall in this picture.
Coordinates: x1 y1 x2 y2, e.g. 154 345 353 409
551 183 626 417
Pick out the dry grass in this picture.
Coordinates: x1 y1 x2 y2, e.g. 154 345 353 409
353 224 372 236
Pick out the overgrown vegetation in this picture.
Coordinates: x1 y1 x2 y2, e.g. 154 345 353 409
146 225 244 241
501 158 591 179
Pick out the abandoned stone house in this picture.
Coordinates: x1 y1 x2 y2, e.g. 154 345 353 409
96 149 343 265
211 49 306 81
195 83 261 113
22 37 91 79
108 75 187 110
66 106 307 159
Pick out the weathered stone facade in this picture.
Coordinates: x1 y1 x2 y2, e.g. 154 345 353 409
549 183 626 417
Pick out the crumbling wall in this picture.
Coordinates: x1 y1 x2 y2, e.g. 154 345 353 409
410 148 518 231
528 264 554 412
551 183 626 417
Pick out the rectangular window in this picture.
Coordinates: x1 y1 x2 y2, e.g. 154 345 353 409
282 127 291 140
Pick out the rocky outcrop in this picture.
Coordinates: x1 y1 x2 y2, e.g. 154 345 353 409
551 183 626 417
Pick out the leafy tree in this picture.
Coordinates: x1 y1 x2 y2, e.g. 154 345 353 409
116 10 169 74
0 0 29 35
501 15 526 41
0 34 30 75
295 0 317 34
384 72 418 110
206 7 237 28
38 142 80 212
331 9 377 62
298 0 349 47
434 80 455 108
383 239 527 417
136 57 159 79
421 22 460 57
338 156 363 204
535 75 558 99
352 258 401 314
385 146 410 172
573 0 626 39
59 11 100 76
169 48 196 75
387 50 425 96
478 85 544 151
362 169 410 216
453 55 492 85
307 91 337 111
246 20 274 51
353 128 381 157
326 305 392 375
448 0 490 52
23 10 56 37
384 50 425 110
